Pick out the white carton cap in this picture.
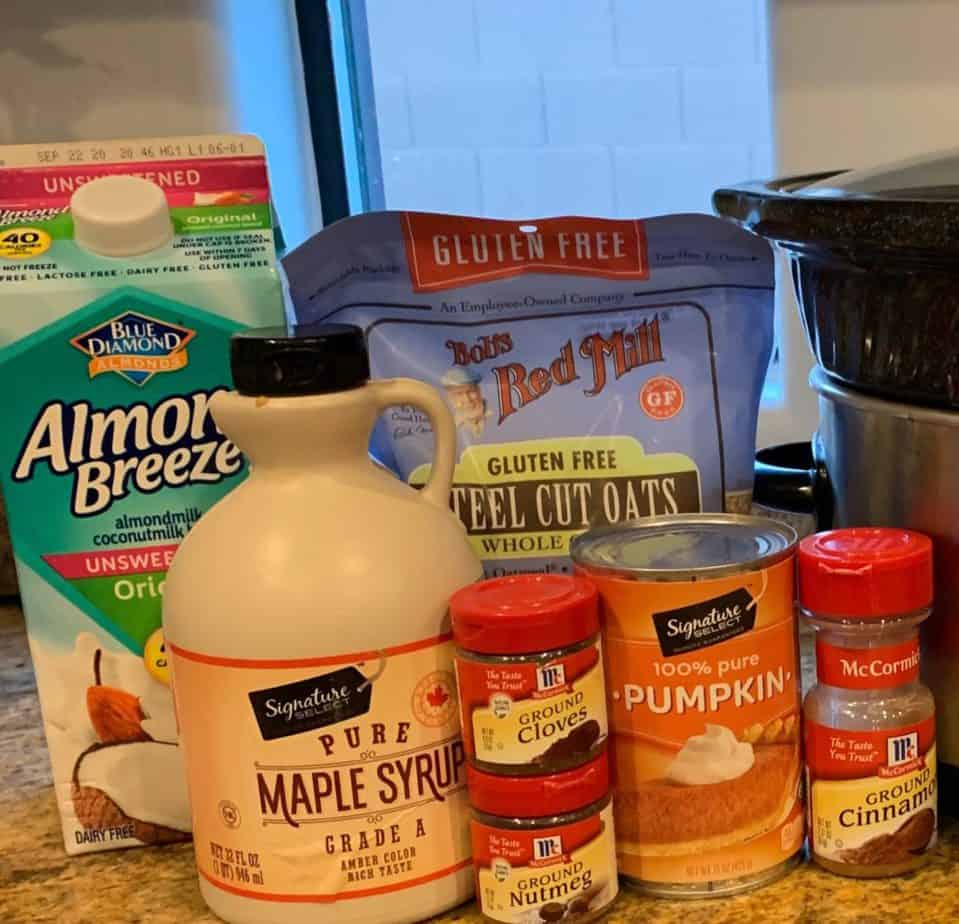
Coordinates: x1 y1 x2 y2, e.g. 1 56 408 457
71 175 174 257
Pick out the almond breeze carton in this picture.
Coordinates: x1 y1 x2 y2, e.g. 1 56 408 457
0 135 283 853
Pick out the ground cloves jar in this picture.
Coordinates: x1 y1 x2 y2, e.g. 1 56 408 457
450 574 607 775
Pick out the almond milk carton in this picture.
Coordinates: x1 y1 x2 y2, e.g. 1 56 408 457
0 135 284 853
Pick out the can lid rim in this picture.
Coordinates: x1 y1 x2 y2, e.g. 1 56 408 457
570 514 798 581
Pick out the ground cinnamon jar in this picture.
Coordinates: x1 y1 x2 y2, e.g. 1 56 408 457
800 528 937 878
450 574 607 775
468 752 618 923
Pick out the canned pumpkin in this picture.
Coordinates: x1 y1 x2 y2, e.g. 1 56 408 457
571 514 804 897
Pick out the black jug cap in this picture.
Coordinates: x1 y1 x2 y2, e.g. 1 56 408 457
230 324 370 397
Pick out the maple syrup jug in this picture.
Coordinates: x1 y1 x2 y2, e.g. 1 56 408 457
163 325 481 924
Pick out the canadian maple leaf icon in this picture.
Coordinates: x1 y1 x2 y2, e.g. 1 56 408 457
426 684 450 708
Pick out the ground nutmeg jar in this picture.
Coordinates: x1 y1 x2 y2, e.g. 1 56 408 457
800 528 938 878
450 574 607 775
468 752 618 923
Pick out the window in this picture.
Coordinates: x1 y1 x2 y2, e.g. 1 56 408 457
366 0 773 220
222 1 323 248
296 0 815 445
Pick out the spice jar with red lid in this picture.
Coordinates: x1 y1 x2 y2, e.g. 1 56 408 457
468 752 618 924
800 528 937 878
450 574 607 775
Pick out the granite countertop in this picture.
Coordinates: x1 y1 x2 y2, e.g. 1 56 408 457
2 602 958 924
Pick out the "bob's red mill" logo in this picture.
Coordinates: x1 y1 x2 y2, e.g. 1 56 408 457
402 214 649 291
446 321 664 423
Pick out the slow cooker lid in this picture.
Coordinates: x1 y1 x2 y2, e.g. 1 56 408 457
713 148 959 253
803 148 959 202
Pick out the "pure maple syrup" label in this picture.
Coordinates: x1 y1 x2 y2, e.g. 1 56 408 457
169 634 471 902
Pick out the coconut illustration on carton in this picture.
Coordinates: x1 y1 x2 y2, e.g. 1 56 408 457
72 741 190 846
33 632 191 849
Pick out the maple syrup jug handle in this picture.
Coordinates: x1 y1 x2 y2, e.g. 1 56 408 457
367 377 457 510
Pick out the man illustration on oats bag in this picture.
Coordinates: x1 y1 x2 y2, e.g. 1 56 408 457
441 367 492 438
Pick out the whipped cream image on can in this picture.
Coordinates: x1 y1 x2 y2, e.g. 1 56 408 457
571 514 803 897
665 724 755 786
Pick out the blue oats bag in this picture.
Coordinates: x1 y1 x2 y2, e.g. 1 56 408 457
283 212 773 578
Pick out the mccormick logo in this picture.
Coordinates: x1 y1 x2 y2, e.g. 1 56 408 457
532 835 564 865
888 732 919 767
70 311 195 386
402 213 649 292
536 663 566 692
839 648 920 682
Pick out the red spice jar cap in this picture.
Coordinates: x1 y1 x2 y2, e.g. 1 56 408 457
467 751 609 818
799 528 933 619
450 574 599 655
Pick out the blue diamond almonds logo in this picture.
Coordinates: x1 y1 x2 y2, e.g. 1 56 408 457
70 310 196 386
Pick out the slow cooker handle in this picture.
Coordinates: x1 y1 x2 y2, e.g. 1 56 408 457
754 441 834 530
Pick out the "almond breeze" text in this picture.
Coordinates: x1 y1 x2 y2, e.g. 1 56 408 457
12 389 242 516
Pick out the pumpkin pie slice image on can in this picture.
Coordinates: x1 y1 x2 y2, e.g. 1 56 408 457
571 514 804 897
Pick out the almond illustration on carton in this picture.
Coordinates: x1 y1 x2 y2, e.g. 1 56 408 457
86 649 151 744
